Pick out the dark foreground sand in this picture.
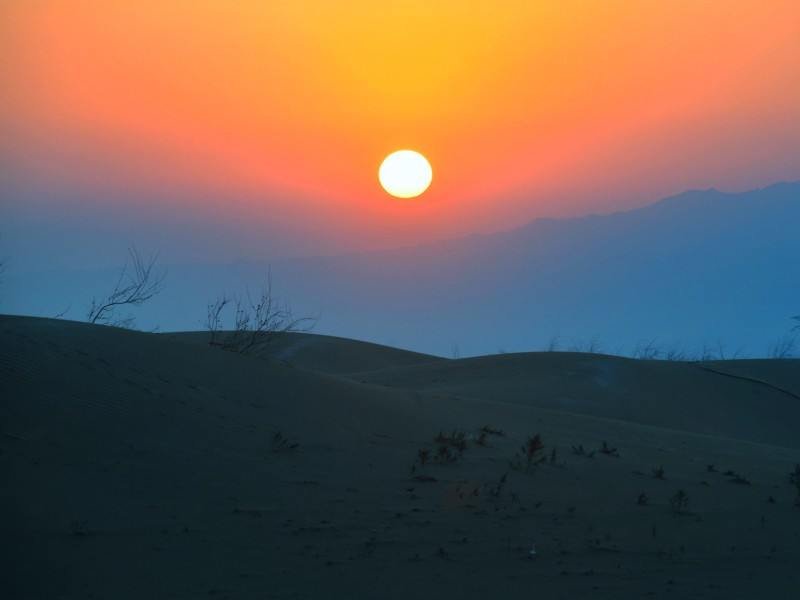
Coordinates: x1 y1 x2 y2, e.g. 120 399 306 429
2 316 799 599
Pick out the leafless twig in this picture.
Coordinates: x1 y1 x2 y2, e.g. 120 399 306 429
214 272 317 353
203 295 232 345
88 248 165 328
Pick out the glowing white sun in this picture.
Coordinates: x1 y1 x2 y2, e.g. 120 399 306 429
378 150 432 198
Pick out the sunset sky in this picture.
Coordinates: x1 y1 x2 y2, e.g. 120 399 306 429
2 0 800 265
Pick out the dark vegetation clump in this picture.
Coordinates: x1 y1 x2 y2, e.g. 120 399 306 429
475 425 506 446
203 272 317 354
510 434 546 473
732 473 751 485
599 440 620 457
70 520 90 536
652 465 666 480
411 448 437 482
271 431 299 453
570 444 595 458
435 444 458 464
791 463 800 486
479 425 506 437
417 448 431 468
726 471 751 485
412 425 509 480
488 474 507 498
434 430 467 457
668 489 690 515
790 463 800 506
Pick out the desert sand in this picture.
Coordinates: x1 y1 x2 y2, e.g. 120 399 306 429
2 315 799 598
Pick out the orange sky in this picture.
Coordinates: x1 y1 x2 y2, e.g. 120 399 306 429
2 0 800 248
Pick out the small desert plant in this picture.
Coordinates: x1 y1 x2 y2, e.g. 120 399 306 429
636 493 649 506
479 425 506 437
633 339 664 360
727 471 751 485
510 434 546 473
549 446 560 466
652 465 666 480
767 335 797 358
668 489 690 515
599 441 619 457
436 429 466 444
568 335 603 353
70 520 89 536
488 473 507 498
570 444 595 458
412 448 437 481
203 295 232 346
218 274 317 354
522 434 547 470
416 448 431 469
271 431 299 452
435 444 457 464
789 463 800 506
663 346 689 361
790 463 800 486
706 464 717 473
434 430 468 456
545 333 561 352
475 431 489 447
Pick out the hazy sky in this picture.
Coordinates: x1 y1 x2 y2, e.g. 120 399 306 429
2 1 800 265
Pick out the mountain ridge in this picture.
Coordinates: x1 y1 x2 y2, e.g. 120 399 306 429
4 181 799 357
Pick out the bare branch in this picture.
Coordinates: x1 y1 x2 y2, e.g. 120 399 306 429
633 338 663 360
88 248 165 328
202 295 232 345
53 302 73 319
211 271 317 354
768 335 797 359
544 333 560 352
0 235 9 296
0 255 7 304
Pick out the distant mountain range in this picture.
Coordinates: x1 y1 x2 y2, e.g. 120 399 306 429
4 182 799 357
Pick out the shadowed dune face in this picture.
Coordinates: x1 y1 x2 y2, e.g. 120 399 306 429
2 317 800 599
344 352 800 450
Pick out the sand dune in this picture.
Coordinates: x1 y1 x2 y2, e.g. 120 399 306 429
2 316 799 599
345 352 800 449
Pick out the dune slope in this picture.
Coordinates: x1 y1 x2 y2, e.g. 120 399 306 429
2 316 799 599
348 352 800 449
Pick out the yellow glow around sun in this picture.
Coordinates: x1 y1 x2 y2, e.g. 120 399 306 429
379 150 432 198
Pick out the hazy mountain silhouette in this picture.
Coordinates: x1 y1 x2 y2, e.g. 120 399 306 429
5 182 799 357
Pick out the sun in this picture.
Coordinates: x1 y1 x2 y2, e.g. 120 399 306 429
378 150 432 198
